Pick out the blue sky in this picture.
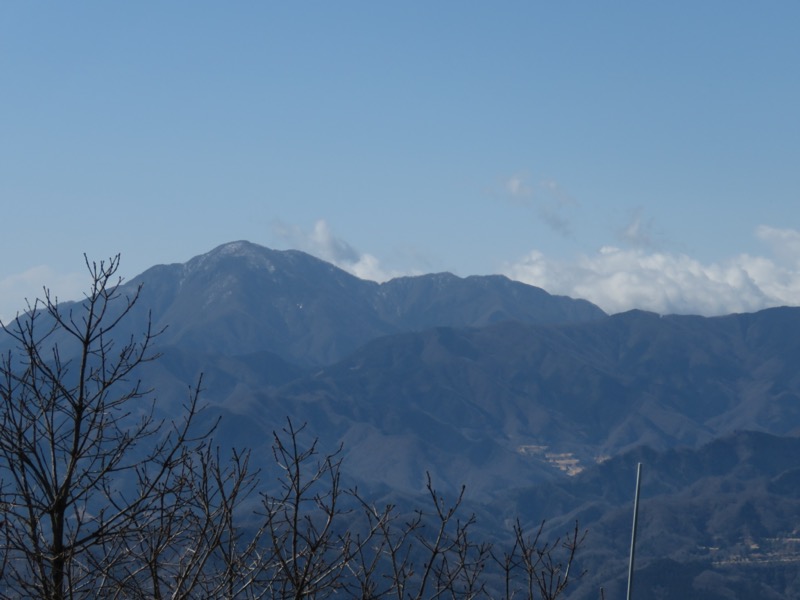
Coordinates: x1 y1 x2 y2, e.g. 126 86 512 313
2 2 800 320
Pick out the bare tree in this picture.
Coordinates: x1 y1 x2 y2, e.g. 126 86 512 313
257 419 392 599
250 419 495 599
256 420 584 600
492 519 585 600
0 256 258 599
358 475 492 600
105 439 266 600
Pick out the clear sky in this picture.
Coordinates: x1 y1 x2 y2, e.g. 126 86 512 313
2 2 799 321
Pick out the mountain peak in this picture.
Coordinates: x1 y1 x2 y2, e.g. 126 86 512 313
186 241 280 273
182 241 358 282
209 240 265 257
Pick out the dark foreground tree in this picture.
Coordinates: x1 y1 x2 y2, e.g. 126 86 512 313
0 256 261 599
0 255 584 599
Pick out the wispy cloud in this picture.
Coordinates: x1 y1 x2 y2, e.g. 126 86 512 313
271 219 398 282
499 173 577 236
0 267 87 324
617 208 660 250
504 226 800 316
504 173 533 200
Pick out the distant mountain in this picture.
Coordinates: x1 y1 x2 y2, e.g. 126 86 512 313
127 241 606 366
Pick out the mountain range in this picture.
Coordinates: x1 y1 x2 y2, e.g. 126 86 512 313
3 240 800 598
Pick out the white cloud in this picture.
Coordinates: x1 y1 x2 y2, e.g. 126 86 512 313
0 266 87 324
306 219 362 265
504 227 800 316
755 225 800 266
271 219 398 282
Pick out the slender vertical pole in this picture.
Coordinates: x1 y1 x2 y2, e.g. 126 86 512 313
626 462 642 600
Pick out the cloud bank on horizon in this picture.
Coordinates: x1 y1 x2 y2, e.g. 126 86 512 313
276 220 800 318
506 225 800 316
492 173 800 316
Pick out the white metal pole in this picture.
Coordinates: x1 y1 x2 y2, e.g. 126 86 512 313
626 462 642 600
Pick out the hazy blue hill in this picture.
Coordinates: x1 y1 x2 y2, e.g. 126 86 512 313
267 305 800 463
